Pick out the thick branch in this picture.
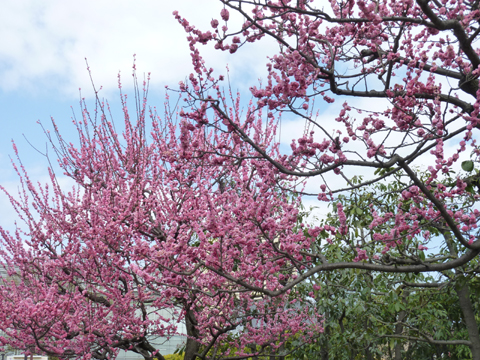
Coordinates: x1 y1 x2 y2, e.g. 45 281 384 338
381 334 472 346
398 159 477 250
201 247 479 297
416 0 480 69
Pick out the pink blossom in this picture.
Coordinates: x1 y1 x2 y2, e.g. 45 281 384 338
220 8 229 21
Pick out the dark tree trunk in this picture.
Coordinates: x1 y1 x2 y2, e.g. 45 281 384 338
364 276 374 360
364 346 374 360
393 310 405 360
321 318 329 360
394 289 408 360
248 343 259 360
445 232 480 360
364 319 374 360
269 342 285 360
456 282 480 360
184 309 201 360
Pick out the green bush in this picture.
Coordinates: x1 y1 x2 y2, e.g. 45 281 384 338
163 354 183 360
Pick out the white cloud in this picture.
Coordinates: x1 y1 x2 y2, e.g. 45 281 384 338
0 0 276 98
1 0 474 231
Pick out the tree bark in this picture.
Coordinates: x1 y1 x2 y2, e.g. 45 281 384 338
394 289 409 360
364 318 374 360
184 308 201 360
445 232 480 360
249 343 259 360
321 316 329 360
269 342 285 360
394 309 406 360
456 281 480 360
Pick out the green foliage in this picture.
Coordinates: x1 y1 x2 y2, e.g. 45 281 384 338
163 354 184 360
462 160 475 172
284 168 480 360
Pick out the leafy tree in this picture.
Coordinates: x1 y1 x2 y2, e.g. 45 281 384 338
288 171 480 359
2 0 480 359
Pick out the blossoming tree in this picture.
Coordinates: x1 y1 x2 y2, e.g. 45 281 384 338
1 0 480 359
0 78 322 360
171 0 480 358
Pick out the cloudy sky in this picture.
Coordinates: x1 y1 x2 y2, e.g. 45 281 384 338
0 0 348 226
0 0 270 164
0 0 470 231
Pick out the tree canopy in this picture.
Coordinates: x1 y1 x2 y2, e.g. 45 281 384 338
1 0 480 359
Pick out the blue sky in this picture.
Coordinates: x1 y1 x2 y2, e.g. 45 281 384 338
0 0 284 227
0 0 471 234
0 1 227 165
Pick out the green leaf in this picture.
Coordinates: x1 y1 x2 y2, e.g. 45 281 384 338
419 250 426 261
465 184 474 194
461 160 474 172
389 338 395 349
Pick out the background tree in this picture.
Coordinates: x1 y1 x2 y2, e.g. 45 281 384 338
287 171 480 359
